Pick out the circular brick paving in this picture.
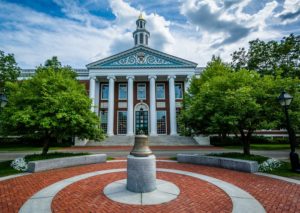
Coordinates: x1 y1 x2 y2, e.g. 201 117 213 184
1 161 300 213
52 172 232 213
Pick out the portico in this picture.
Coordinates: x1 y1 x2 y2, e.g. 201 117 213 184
86 14 197 136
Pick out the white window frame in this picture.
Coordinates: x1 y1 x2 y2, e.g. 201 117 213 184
137 83 147 100
175 83 183 100
157 110 167 135
156 83 165 100
101 84 109 100
117 111 127 135
118 83 127 100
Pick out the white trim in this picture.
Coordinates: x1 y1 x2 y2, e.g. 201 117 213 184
157 110 167 135
137 83 147 100
156 83 165 100
117 110 127 135
89 68 196 77
101 83 109 100
175 82 183 100
118 83 128 100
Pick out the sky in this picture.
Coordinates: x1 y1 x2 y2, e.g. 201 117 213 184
0 0 299 68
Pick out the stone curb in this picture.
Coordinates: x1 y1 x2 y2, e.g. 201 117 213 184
27 154 107 172
177 154 258 173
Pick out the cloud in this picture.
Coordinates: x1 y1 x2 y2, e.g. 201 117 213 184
180 0 251 47
277 0 300 23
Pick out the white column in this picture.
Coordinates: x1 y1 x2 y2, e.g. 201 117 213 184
107 76 115 136
148 75 157 136
94 80 100 115
185 75 193 92
168 75 177 135
126 76 134 136
89 76 96 112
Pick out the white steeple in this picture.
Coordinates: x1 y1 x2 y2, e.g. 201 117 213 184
133 12 150 46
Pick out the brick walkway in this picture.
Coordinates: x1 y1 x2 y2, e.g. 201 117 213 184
1 161 300 213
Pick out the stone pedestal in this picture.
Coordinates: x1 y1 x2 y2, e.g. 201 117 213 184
127 154 156 193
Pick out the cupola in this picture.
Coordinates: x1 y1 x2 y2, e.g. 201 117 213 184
133 13 150 46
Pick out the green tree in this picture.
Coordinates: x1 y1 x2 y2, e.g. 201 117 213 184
0 50 20 92
231 34 300 78
0 58 103 155
180 59 300 155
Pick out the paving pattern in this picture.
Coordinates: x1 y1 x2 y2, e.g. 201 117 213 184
0 161 300 213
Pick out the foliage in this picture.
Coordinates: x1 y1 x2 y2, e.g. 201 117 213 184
180 58 300 154
10 158 28 171
0 57 104 154
231 34 300 78
0 50 20 92
258 158 283 172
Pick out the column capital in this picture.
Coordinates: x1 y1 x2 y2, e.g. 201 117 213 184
126 75 135 80
148 75 157 80
186 75 193 80
107 75 116 80
89 76 97 80
168 75 176 80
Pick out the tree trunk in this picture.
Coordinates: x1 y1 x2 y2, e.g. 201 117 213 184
240 130 251 155
42 137 50 155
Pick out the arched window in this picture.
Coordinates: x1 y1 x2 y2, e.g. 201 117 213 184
146 35 148 45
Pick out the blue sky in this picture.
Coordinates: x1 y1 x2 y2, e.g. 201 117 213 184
0 0 299 68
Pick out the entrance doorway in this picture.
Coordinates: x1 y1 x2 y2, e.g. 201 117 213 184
134 103 149 135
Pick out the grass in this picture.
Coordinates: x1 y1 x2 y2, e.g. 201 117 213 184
266 161 300 178
207 152 269 164
224 144 293 150
0 146 62 152
0 161 23 177
0 152 89 177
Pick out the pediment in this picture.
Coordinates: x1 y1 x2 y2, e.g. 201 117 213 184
87 46 197 69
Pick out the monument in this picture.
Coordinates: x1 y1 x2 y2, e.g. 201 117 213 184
103 134 180 205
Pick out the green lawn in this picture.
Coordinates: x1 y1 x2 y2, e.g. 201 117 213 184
0 161 23 177
0 146 62 152
0 152 90 177
224 144 293 150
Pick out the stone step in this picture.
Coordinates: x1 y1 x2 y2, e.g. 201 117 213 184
85 135 198 146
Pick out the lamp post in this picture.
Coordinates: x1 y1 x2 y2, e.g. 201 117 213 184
278 91 300 172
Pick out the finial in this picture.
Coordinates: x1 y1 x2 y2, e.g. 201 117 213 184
138 11 144 20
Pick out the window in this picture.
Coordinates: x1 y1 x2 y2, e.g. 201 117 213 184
146 35 148 45
175 83 183 99
156 83 165 100
101 84 109 100
157 111 167 134
135 34 138 45
118 111 127 135
140 34 144 44
100 110 108 133
118 84 127 100
137 84 146 100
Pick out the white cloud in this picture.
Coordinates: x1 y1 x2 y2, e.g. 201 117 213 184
276 0 300 24
0 0 298 69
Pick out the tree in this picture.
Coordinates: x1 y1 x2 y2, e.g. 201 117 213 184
0 50 20 92
231 34 300 78
180 58 300 155
0 58 103 155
